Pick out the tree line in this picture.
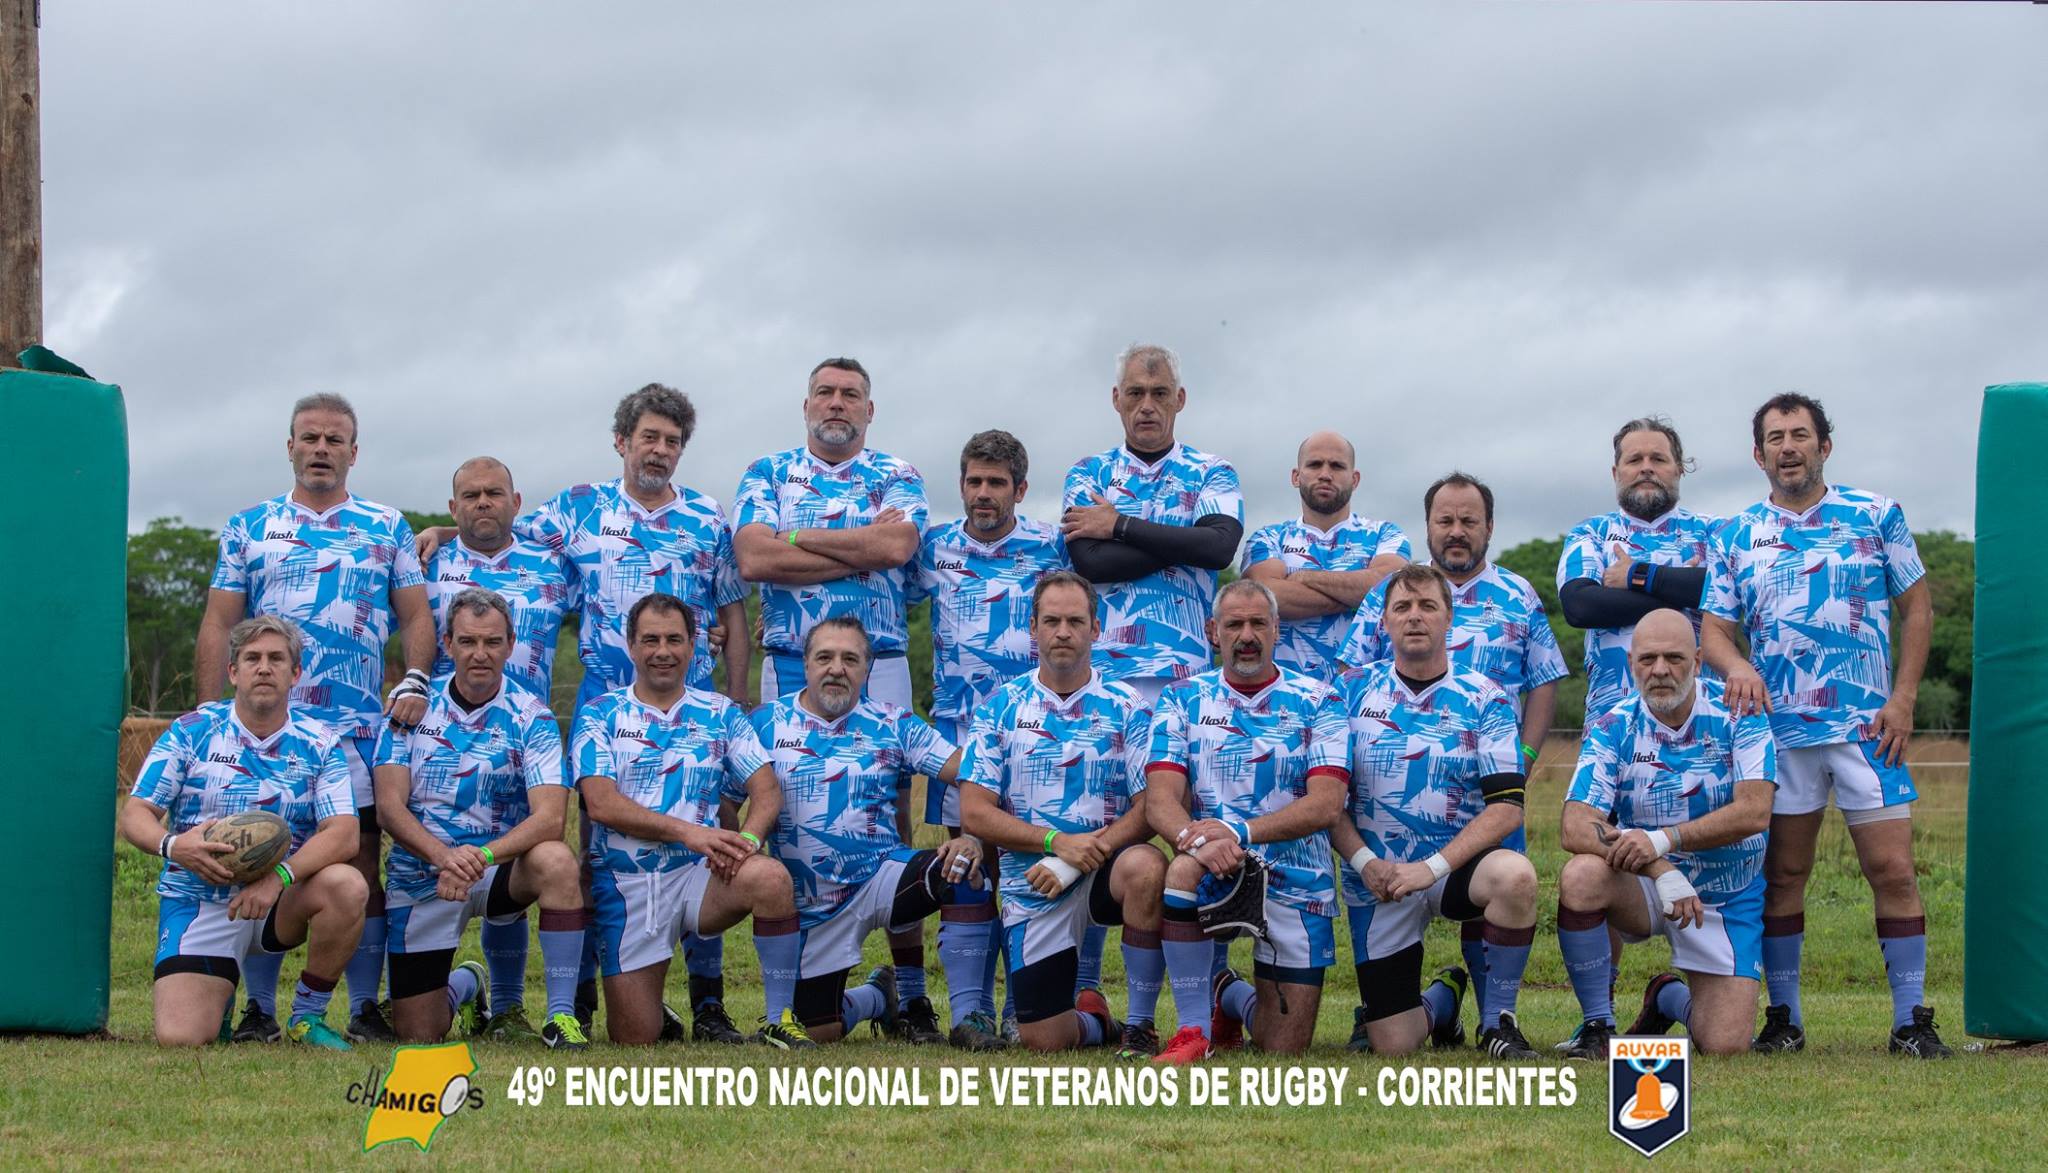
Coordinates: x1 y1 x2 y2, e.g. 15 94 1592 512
126 513 1976 731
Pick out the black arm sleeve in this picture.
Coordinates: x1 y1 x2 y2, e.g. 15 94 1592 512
1067 537 1172 584
1645 566 1707 610
1118 514 1245 572
1559 567 1708 629
1479 772 1527 807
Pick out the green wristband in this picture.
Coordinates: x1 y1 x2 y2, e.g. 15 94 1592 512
787 530 801 547
739 831 762 851
479 846 495 866
1043 829 1058 854
274 862 295 888
1519 742 1539 763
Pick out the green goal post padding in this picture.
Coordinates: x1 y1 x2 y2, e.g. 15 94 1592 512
0 358 127 1032
1967 382 2048 1042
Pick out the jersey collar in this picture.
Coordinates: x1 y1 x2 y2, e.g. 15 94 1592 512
1761 485 1844 526
227 706 289 752
627 686 694 724
1619 505 1685 531
1114 442 1186 471
281 491 357 525
1446 561 1501 602
1295 513 1363 541
803 447 872 477
1029 668 1103 712
1640 680 1703 741
790 691 875 732
439 676 511 725
1213 667 1283 709
1388 663 1449 706
956 517 1026 554
449 536 516 568
603 478 682 520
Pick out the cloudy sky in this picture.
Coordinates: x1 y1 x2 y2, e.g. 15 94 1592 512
42 2 2047 550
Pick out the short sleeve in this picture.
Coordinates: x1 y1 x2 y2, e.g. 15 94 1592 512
370 720 404 769
1701 521 1745 624
1198 459 1245 523
721 703 771 800
571 702 614 783
899 711 957 779
517 490 572 554
1304 687 1349 774
1565 717 1622 814
1374 524 1413 561
731 457 781 531
1556 521 1604 589
1731 710 1777 787
210 515 250 594
521 707 567 790
1239 524 1285 574
713 515 746 607
390 516 426 590
1475 685 1525 777
1523 594 1571 689
1146 687 1191 771
1878 500 1925 598
312 739 358 821
959 700 1006 796
882 462 929 531
1336 584 1388 669
1121 701 1155 795
1062 458 1098 511
131 721 193 811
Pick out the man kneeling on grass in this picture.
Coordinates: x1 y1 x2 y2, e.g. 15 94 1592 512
1555 609 1775 1060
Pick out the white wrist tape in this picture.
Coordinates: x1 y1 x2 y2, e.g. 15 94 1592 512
1348 845 1377 881
1653 869 1696 916
1040 856 1083 892
1424 853 1452 881
1645 828 1673 856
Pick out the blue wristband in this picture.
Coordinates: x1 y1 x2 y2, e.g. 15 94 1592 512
1645 563 1659 596
1225 820 1251 847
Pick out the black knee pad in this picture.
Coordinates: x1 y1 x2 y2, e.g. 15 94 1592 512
1356 941 1424 1022
793 969 852 1030
388 948 457 1001
1010 948 1081 1025
154 954 240 984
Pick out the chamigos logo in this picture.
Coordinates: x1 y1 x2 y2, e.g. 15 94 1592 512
1609 1036 1689 1157
349 1042 484 1152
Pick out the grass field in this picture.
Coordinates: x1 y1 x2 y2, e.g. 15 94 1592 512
3 743 2034 1170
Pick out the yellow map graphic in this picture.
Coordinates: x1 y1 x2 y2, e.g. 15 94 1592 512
362 1042 478 1152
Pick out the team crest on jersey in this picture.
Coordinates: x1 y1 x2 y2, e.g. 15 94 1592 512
1609 1037 1689 1157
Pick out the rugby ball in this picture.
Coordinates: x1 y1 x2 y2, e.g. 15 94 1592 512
203 810 292 884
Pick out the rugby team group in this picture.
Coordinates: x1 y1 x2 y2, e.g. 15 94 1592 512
119 344 1951 1066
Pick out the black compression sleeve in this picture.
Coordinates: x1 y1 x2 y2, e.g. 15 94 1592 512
1558 578 1663 629
1118 513 1244 572
1067 537 1171 584
1645 566 1707 610
1479 772 1527 807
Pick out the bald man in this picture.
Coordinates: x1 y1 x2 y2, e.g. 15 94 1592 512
1239 432 1411 680
1554 609 1776 1059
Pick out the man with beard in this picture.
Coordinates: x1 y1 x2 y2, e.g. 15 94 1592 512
575 595 803 1047
1240 432 1411 680
1062 344 1244 705
1557 417 1721 721
1335 473 1565 1007
419 384 751 1042
1332 565 1540 1060
1555 609 1774 1059
748 618 974 1045
199 393 435 1045
960 573 1165 1056
910 430 1070 1049
1701 393 1948 1058
1145 580 1349 1064
734 358 927 711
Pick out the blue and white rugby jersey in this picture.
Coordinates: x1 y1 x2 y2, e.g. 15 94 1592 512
1704 486 1924 749
518 479 744 704
910 516 1070 723
1063 444 1244 682
1335 662 1521 905
1336 562 1568 702
210 494 426 738
1568 679 1775 901
132 701 355 902
733 447 929 658
750 696 956 928
959 671 1152 917
1240 514 1411 679
1146 668 1348 916
425 538 578 703
573 686 769 875
1557 507 1722 717
373 678 566 901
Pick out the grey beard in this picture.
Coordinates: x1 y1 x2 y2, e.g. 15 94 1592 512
1644 681 1693 715
812 420 858 448
1620 482 1677 520
811 685 858 719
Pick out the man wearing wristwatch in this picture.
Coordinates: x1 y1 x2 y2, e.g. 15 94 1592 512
1555 609 1775 1060
370 589 586 1048
748 617 972 1046
1556 416 1720 723
1331 565 1541 1061
574 594 802 1047
195 393 435 1045
121 616 366 1049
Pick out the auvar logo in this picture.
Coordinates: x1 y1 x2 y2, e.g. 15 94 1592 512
350 1041 484 1152
1609 1036 1688 1157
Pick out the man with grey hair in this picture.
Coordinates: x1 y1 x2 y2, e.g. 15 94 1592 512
418 383 752 1041
198 393 435 1045
910 428 1071 1047
1143 576 1349 1063
1242 431 1411 680
1063 345 1244 706
123 615 366 1049
1558 416 1721 720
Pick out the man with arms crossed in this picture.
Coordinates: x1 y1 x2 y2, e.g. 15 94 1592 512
960 572 1166 1056
1240 431 1409 680
911 429 1070 1048
1702 393 1949 1057
124 616 366 1049
420 456 577 1040
1555 609 1774 1059
1145 579 1348 1064
1333 565 1541 1060
372 589 587 1048
199 393 434 1044
574 595 803 1046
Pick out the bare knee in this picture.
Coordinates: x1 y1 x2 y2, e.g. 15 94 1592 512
311 863 369 917
739 855 793 902
1859 850 1918 899
1486 853 1539 913
154 1022 216 1047
1164 853 1206 891
1558 854 1612 910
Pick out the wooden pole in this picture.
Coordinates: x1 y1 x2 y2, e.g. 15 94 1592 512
0 0 39 364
